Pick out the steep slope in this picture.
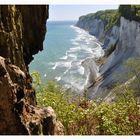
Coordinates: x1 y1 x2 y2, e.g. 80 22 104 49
76 9 120 41
76 9 120 57
76 5 140 100
89 16 140 99
0 5 48 71
0 5 63 135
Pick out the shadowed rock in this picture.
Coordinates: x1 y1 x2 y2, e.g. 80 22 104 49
0 5 64 135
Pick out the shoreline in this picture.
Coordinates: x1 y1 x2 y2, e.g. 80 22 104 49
74 25 105 97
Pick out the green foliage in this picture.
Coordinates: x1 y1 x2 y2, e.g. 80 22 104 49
119 5 140 22
31 67 140 135
31 71 42 92
123 57 140 96
95 91 139 135
79 5 140 35
79 9 120 31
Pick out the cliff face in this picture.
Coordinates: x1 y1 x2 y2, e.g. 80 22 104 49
76 18 105 40
76 10 120 58
76 10 120 42
76 6 140 100
87 17 140 99
0 5 48 71
0 5 63 135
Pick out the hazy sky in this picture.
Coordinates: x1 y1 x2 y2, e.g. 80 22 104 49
48 5 119 21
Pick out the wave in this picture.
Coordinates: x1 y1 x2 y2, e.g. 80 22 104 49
62 75 85 91
52 61 72 70
70 25 88 35
67 47 81 53
71 24 103 48
71 40 79 46
50 24 104 91
48 62 55 66
70 25 104 58
60 55 68 60
44 74 47 77
55 76 61 81
77 66 85 75
60 50 78 62
67 53 77 60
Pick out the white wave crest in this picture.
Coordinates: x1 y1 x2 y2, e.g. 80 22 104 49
55 76 61 81
52 61 72 70
77 66 85 75
60 55 68 60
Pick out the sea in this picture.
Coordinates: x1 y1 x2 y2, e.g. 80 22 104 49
29 21 103 91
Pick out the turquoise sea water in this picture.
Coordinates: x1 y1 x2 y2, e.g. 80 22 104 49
29 21 103 91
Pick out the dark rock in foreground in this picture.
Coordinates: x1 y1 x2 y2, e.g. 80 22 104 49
0 5 64 135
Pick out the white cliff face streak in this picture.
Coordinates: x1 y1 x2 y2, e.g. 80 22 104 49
103 25 119 50
81 58 100 89
76 18 105 41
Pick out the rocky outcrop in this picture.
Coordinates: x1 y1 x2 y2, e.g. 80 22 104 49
81 58 100 90
0 57 64 135
0 5 63 135
0 5 48 71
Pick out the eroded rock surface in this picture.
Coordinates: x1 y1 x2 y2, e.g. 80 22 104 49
0 5 48 71
0 53 64 135
0 5 64 135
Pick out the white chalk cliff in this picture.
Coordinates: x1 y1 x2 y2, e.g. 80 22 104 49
81 58 100 89
77 15 140 100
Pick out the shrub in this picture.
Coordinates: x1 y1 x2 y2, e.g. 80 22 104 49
31 69 140 135
119 5 140 22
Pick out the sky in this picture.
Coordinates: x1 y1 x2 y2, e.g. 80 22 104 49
48 5 119 21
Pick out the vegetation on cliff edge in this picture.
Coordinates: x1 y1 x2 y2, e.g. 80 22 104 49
119 5 140 22
78 9 120 31
31 58 140 135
